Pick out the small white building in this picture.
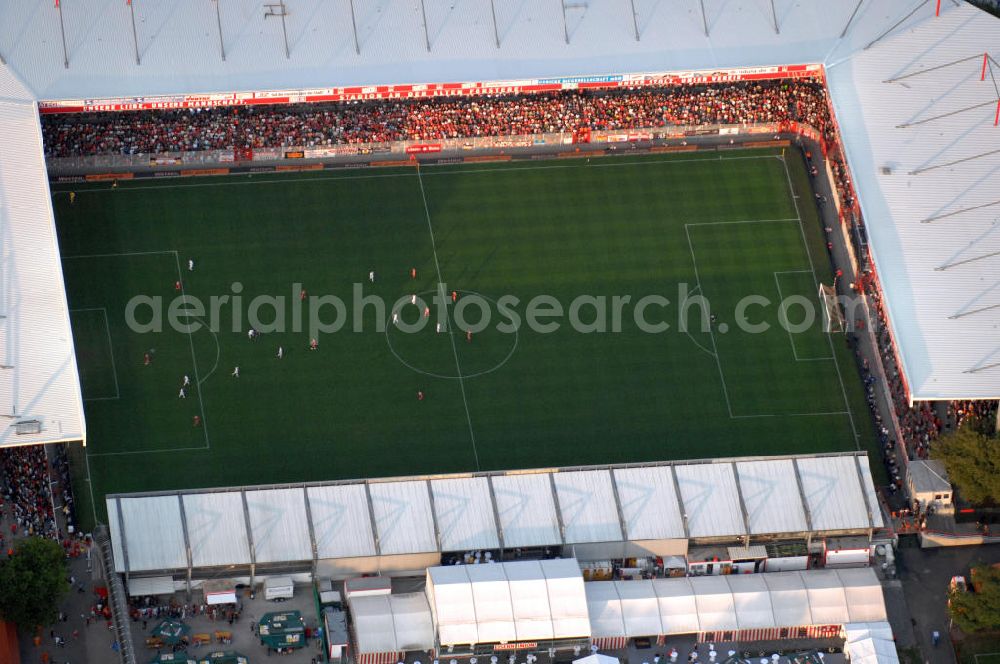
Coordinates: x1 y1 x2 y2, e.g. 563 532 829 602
906 460 952 513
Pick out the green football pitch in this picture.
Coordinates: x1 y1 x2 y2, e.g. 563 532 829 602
51 148 877 527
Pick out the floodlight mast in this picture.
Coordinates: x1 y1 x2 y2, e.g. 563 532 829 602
629 0 640 41
420 0 431 52
561 0 569 44
349 0 360 54
56 0 69 68
214 0 227 61
264 1 290 59
128 0 140 66
490 0 501 48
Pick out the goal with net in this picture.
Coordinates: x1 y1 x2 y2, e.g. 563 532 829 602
819 283 846 334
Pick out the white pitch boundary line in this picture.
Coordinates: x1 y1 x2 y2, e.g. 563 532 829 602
415 167 482 472
779 153 861 449
732 411 851 419
70 307 121 401
83 446 99 526
684 225 734 418
51 153 781 194
62 249 177 259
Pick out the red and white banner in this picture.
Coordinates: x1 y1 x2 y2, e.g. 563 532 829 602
405 144 443 154
494 642 539 651
592 637 629 650
356 652 402 664
38 64 822 114
697 625 841 643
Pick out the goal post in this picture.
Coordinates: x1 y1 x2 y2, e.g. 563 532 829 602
819 283 846 334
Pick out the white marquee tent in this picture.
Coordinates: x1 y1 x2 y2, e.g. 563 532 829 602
350 592 435 655
843 622 899 664
425 558 590 646
585 568 887 640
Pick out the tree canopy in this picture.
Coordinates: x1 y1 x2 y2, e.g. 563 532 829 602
933 425 1000 505
0 537 69 630
949 565 1000 633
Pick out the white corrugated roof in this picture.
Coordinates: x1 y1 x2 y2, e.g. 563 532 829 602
183 492 251 567
797 456 880 532
737 459 810 535
613 466 686 541
553 470 623 544
0 0 865 101
370 480 437 555
105 453 884 572
827 4 1000 400
111 496 187 573
491 473 562 548
675 464 745 538
245 487 312 563
308 484 378 559
431 476 500 552
0 65 84 447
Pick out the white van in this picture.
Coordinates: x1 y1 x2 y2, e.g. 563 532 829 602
263 576 294 601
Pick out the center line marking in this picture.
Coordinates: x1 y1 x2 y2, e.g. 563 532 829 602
415 167 481 471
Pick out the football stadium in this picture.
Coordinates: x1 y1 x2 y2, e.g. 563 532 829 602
0 0 998 663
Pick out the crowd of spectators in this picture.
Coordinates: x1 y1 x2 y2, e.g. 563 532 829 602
129 597 243 626
40 81 832 157
0 445 58 544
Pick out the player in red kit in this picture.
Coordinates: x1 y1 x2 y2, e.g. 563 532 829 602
410 268 417 279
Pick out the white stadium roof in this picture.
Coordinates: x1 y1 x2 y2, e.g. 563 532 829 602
106 453 883 575
0 0 995 451
0 64 83 448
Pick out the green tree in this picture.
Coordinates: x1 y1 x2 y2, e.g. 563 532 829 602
0 537 69 630
949 565 1000 633
933 425 1000 505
